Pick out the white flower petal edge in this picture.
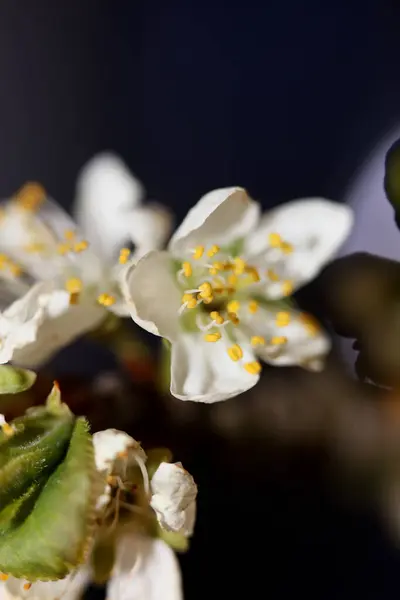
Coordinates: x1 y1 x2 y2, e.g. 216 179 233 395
169 187 260 256
150 462 197 537
106 534 182 600
1 567 91 600
244 198 354 295
73 153 145 261
93 429 147 511
170 333 259 402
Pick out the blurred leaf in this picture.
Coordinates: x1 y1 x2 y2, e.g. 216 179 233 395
319 253 400 338
0 366 36 395
384 138 400 228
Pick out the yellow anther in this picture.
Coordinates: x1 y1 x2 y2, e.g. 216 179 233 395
276 311 291 327
228 312 240 325
227 344 243 362
245 266 260 282
210 311 224 325
57 243 70 255
198 282 213 298
182 293 197 309
65 278 83 294
227 274 238 287
64 230 76 240
73 240 89 253
244 361 262 375
193 245 204 260
267 268 279 282
233 257 246 275
204 332 222 342
69 292 80 305
9 263 22 277
182 262 192 277
248 300 259 314
268 232 282 248
251 336 265 347
212 286 224 295
271 336 287 346
23 583 32 591
281 280 293 296
1 423 14 437
300 313 320 336
209 261 225 276
227 300 240 314
201 295 214 304
207 244 220 257
281 241 293 254
15 182 45 211
97 293 116 307
119 248 131 265
23 243 46 253
0 574 8 581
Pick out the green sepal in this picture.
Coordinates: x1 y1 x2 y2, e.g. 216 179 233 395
0 415 99 580
157 526 189 552
0 366 36 395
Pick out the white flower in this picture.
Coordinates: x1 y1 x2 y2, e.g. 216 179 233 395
122 187 353 402
0 155 171 367
150 462 197 536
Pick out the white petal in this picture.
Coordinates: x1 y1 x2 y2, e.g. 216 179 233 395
244 199 353 296
170 333 259 403
243 306 331 370
150 462 197 537
9 286 105 368
73 153 145 262
168 187 260 256
126 204 173 260
4 567 90 600
121 252 182 340
93 429 147 511
107 535 182 600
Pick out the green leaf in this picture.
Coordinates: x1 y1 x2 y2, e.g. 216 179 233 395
384 138 400 227
0 366 36 395
0 417 99 580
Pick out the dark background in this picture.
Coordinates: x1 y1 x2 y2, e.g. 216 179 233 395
2 1 400 598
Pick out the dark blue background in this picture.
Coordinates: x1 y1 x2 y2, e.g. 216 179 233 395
1 1 400 597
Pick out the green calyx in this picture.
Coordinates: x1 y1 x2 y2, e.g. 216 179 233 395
0 366 36 395
0 384 98 581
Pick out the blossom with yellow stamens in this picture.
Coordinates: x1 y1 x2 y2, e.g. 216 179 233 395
122 186 352 402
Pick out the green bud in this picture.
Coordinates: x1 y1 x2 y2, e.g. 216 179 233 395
0 385 98 581
0 366 36 395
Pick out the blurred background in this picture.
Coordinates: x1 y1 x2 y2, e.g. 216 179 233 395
2 1 400 598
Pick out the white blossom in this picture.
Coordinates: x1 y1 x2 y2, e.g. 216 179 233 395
0 154 171 367
122 187 353 402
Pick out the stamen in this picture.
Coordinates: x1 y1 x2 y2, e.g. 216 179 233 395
268 232 282 248
227 344 243 362
271 336 287 345
23 243 46 253
0 415 14 437
65 278 83 294
98 293 116 307
267 268 279 282
69 293 80 306
244 361 262 375
57 243 71 255
182 262 192 277
181 293 197 309
210 311 224 325
209 261 224 275
248 300 259 314
23 583 32 591
207 245 220 257
9 263 22 277
227 300 240 314
228 312 240 325
276 311 291 327
227 274 238 287
0 574 8 581
251 336 265 346
64 230 76 240
233 257 246 275
73 240 89 253
281 241 293 254
119 248 131 264
200 295 213 304
281 280 293 296
15 183 45 211
245 266 260 282
193 246 204 260
204 332 221 342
